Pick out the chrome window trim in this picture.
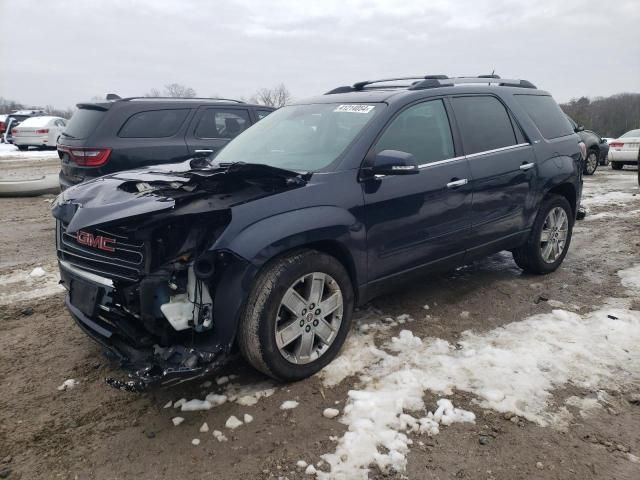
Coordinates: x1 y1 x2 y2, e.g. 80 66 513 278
465 143 531 159
418 155 466 169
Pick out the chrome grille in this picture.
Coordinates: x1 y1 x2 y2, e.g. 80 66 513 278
57 221 147 281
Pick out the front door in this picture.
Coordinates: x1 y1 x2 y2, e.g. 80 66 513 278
362 99 473 283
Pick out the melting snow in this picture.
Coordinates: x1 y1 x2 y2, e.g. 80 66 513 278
213 430 228 442
243 413 254 424
171 417 184 426
317 294 640 479
180 399 213 411
57 379 78 391
618 264 640 290
191 438 200 446
199 422 209 433
225 415 243 429
280 400 299 410
323 408 340 419
29 267 46 278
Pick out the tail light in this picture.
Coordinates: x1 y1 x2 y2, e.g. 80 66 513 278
35 128 49 134
0 122 4 130
57 146 112 166
609 141 624 148
578 141 586 161
11 128 18 134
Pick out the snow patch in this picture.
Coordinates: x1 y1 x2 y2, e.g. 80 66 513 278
619 264 640 290
180 399 213 411
213 430 228 442
280 400 299 410
199 422 209 433
29 267 46 278
57 379 78 391
243 413 254 424
191 438 200 446
323 408 340 419
225 415 243 429
172 417 184 426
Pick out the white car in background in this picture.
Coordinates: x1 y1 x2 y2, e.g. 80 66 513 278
609 129 640 170
11 116 67 150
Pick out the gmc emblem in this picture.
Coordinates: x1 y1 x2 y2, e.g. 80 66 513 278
76 230 116 252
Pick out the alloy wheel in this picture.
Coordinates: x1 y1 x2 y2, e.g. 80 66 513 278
540 207 569 263
586 152 598 174
275 272 344 364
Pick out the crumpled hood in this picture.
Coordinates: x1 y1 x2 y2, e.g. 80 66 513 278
52 161 309 233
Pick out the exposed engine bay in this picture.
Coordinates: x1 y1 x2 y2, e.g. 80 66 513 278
52 160 309 391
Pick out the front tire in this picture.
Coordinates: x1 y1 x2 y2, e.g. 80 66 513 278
611 162 623 170
237 250 354 382
584 149 598 175
17 145 28 151
512 194 574 274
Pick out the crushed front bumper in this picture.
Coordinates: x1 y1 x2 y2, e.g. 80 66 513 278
60 260 228 391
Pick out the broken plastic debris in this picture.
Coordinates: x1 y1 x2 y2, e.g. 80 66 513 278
172 417 184 426
225 415 243 429
323 408 340 419
57 379 78 391
280 400 299 410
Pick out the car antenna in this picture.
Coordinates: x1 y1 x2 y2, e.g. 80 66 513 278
106 93 121 101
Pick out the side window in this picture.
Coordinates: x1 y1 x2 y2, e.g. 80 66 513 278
256 110 272 120
373 99 454 165
451 96 517 154
514 94 574 139
194 109 250 139
119 109 189 138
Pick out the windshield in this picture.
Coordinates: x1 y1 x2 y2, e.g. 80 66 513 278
621 129 640 138
212 103 380 171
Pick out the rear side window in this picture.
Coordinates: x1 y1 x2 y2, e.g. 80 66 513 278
64 108 106 139
256 110 272 120
452 96 517 155
194 109 250 139
515 95 574 139
374 99 454 165
119 109 189 138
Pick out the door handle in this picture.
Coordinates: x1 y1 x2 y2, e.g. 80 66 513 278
520 162 535 171
446 178 468 189
195 149 213 154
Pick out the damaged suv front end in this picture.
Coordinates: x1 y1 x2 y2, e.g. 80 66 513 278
53 160 309 391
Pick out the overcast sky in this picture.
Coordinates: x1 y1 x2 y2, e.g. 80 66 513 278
1 0 638 108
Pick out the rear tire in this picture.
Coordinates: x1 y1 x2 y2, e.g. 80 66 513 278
17 145 28 151
237 249 354 382
512 194 574 275
611 162 623 170
584 149 598 175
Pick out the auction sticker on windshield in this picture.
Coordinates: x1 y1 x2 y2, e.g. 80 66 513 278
334 104 375 113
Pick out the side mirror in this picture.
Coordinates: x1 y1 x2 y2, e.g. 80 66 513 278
369 150 419 176
575 125 585 132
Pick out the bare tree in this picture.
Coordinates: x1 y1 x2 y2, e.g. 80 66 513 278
145 83 197 98
250 83 292 108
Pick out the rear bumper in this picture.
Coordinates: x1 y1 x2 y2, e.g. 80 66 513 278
609 150 638 163
13 136 48 146
59 260 227 391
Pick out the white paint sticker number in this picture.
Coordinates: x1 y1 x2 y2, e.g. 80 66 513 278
334 104 375 114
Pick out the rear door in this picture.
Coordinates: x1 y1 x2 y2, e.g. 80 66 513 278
186 107 251 155
450 95 536 253
363 98 473 282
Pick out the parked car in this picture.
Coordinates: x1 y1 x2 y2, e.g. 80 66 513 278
0 114 7 140
11 116 67 150
564 115 609 175
2 109 46 144
52 75 583 390
57 97 275 189
608 129 640 170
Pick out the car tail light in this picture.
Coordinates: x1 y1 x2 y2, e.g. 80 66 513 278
11 128 18 134
0 122 4 130
578 141 586 160
35 128 49 134
609 141 624 148
57 146 112 166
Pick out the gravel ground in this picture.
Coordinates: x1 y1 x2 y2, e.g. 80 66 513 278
0 154 638 480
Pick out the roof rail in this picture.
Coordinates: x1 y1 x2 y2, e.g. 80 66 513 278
119 96 246 103
325 75 536 94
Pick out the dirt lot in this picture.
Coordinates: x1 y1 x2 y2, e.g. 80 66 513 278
0 153 638 480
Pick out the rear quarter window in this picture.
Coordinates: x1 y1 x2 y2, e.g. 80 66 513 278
514 95 574 139
118 109 190 138
64 108 106 139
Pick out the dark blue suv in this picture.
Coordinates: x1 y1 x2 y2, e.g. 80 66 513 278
52 75 583 389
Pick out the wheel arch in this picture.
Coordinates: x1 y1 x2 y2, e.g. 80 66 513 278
545 182 577 217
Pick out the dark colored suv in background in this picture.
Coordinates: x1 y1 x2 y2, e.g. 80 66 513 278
52 75 583 390
565 114 609 175
57 97 274 189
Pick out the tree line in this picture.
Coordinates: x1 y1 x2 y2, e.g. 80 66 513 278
560 93 640 137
